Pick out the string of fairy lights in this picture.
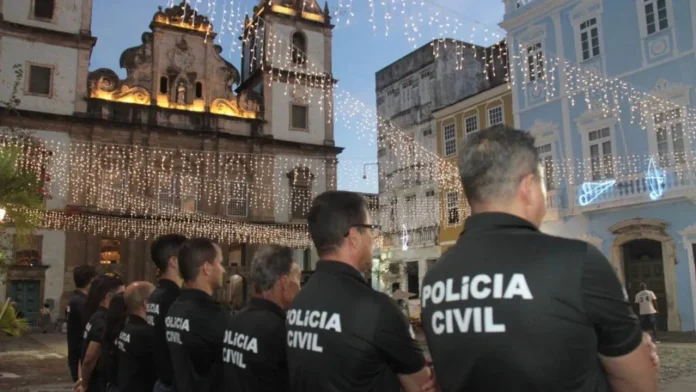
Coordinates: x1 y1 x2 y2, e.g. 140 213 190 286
4 0 696 247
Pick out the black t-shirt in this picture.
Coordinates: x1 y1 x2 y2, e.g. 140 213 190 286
287 260 425 392
166 289 230 392
421 213 644 392
223 297 289 392
147 278 181 386
117 315 156 392
81 306 109 392
67 290 87 360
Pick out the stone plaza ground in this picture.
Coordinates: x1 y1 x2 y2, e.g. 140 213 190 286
0 332 695 391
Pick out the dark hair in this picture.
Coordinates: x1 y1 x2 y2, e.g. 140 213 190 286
640 282 647 290
307 191 368 256
100 293 127 384
250 245 294 293
150 234 187 272
73 265 97 289
458 125 540 205
43 303 49 309
84 273 123 325
178 238 219 281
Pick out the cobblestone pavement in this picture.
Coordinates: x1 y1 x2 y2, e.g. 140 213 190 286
1 333 695 391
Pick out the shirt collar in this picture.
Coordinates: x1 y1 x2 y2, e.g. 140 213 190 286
73 290 86 297
316 260 368 286
157 278 181 292
463 212 538 233
127 314 148 325
248 297 286 319
179 288 216 302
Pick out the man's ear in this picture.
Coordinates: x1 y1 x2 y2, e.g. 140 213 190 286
168 256 178 270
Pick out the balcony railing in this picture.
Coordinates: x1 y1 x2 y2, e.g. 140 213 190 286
573 168 696 212
382 226 439 250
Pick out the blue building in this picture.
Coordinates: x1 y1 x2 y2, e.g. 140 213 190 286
501 0 696 331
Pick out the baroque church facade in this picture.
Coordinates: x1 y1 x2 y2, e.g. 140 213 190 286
0 0 339 322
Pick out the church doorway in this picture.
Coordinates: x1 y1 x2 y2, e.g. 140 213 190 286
622 239 667 331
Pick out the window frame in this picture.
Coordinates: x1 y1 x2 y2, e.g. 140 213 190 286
158 173 198 214
643 0 670 36
525 42 545 82
291 31 308 67
30 0 56 22
487 105 504 127
290 182 311 220
290 103 309 131
587 127 615 181
465 114 479 135
579 17 601 61
535 143 556 191
653 108 688 167
445 191 460 227
24 62 54 98
442 122 457 157
227 181 250 217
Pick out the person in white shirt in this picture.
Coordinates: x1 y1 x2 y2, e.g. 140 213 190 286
635 283 659 343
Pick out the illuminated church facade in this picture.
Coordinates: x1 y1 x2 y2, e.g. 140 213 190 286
0 0 339 322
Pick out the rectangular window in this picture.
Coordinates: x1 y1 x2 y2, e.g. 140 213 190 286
291 184 310 220
536 144 555 191
227 182 249 217
655 108 686 166
33 0 55 20
291 104 308 130
446 191 460 226
425 190 435 197
580 18 601 61
27 64 52 96
645 0 669 35
465 115 479 135
159 174 198 213
443 123 457 157
488 106 504 126
588 127 614 181
526 42 544 81
422 127 433 136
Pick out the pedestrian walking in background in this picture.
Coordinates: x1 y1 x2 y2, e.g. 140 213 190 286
636 282 660 343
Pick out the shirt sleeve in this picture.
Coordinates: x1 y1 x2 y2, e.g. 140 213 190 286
373 298 425 375
650 291 657 301
634 294 640 304
581 244 643 357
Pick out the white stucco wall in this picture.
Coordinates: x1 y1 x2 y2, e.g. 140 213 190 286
270 83 327 145
0 37 79 115
2 0 85 34
269 24 326 72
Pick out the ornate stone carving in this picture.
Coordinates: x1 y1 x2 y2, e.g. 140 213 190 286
238 91 261 112
152 1 213 33
529 119 558 139
119 33 154 84
88 68 153 105
168 37 195 73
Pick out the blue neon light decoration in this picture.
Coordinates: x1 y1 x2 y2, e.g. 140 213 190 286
578 180 617 206
646 158 666 200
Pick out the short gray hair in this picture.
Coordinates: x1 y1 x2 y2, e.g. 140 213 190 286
250 245 294 293
458 125 539 204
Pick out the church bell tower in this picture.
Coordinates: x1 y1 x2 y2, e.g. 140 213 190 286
239 0 335 147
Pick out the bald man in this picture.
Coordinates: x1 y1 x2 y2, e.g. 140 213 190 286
116 282 157 392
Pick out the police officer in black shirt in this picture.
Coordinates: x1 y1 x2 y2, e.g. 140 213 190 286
222 244 301 392
166 238 230 392
117 281 157 392
77 273 125 392
66 265 97 381
421 125 659 392
146 234 187 392
287 190 436 392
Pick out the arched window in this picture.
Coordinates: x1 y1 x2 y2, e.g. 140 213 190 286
159 76 168 94
291 32 307 66
195 82 203 99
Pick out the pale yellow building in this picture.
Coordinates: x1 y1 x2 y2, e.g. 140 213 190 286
434 80 514 253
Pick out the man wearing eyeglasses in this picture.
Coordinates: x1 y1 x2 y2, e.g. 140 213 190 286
286 190 436 392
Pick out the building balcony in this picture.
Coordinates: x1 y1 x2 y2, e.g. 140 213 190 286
382 226 439 250
572 167 696 213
